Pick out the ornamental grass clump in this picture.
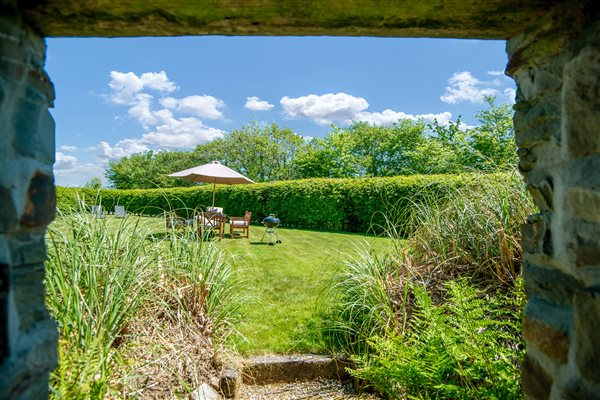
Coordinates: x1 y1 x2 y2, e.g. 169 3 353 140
46 209 156 398
45 201 241 399
402 172 534 289
325 172 532 398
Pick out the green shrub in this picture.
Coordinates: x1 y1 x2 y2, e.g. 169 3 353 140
401 172 534 288
56 173 506 233
351 279 525 399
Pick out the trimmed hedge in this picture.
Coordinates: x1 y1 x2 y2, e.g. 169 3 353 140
56 173 510 233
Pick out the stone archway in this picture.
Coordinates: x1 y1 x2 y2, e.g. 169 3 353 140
1 1 598 398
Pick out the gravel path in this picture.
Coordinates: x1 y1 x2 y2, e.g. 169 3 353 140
239 379 381 400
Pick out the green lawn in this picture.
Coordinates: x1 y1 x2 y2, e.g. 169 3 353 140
218 223 392 355
56 214 392 355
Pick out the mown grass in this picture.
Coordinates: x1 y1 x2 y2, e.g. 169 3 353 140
219 226 393 354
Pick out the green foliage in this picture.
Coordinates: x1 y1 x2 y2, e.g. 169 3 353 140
46 211 156 398
83 177 103 190
322 242 401 352
56 173 498 233
200 121 307 182
105 150 204 189
323 174 531 398
104 100 515 189
45 207 241 398
351 279 525 399
403 172 534 287
427 97 517 173
105 122 307 188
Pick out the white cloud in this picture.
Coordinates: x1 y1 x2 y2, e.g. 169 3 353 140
54 152 107 187
54 162 107 187
161 95 225 120
54 152 78 170
141 117 225 147
281 93 369 125
280 92 455 127
440 71 499 104
127 93 157 127
487 70 505 77
354 110 453 126
109 70 177 105
244 96 274 111
98 139 150 161
59 145 78 152
504 88 516 104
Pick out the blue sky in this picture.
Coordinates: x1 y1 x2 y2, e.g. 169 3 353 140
46 36 515 186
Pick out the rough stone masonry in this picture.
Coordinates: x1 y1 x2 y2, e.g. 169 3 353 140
0 8 58 399
507 2 600 398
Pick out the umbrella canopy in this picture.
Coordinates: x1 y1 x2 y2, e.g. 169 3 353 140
168 161 255 206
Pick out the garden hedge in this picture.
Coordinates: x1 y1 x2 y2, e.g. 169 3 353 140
56 173 510 233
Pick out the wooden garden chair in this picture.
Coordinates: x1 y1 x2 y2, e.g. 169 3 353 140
229 211 251 239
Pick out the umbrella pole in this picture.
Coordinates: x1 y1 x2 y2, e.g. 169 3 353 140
212 182 216 207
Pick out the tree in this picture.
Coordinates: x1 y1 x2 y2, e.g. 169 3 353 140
105 150 201 189
198 121 307 182
83 177 102 190
469 96 517 171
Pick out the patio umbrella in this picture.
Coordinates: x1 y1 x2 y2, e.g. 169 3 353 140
168 161 255 206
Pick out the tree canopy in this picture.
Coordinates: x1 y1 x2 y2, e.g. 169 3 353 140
105 98 516 189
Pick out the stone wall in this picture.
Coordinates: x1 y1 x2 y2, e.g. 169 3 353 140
1 0 599 398
507 1 600 398
0 6 58 399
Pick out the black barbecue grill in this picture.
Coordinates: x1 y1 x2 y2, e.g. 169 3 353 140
261 214 282 245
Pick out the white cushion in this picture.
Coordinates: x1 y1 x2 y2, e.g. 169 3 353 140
206 207 223 213
197 216 218 227
231 220 248 227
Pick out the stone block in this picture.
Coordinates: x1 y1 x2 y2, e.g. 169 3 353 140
517 142 561 173
191 383 220 400
564 46 600 158
19 172 55 228
511 66 562 101
526 174 554 212
0 321 57 399
242 355 352 385
7 233 46 265
559 378 600 400
574 289 600 381
522 354 552 400
0 185 18 232
565 155 600 188
219 369 240 398
0 263 7 363
565 187 600 223
521 213 552 256
513 95 561 147
523 262 580 305
523 300 571 364
565 222 600 268
11 263 48 333
13 98 44 159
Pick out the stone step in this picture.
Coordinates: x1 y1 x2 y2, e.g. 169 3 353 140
241 355 353 385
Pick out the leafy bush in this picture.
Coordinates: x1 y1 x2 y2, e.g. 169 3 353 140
56 173 506 233
351 279 525 399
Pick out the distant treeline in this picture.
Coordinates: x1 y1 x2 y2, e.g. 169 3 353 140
105 97 516 190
